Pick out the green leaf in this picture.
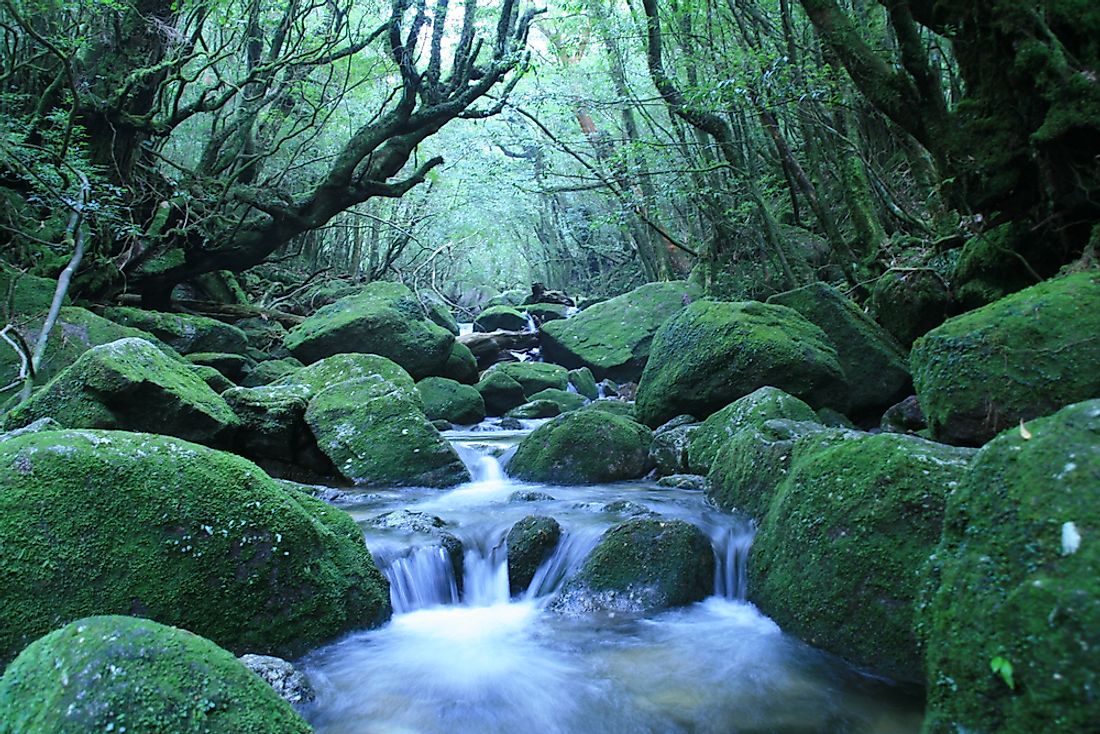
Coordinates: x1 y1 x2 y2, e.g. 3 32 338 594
990 656 1015 689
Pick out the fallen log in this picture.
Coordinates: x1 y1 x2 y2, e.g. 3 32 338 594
459 329 539 368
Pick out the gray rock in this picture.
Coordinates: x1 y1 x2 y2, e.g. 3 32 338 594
239 653 315 705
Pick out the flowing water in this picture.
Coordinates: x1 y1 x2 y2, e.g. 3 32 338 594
299 425 923 734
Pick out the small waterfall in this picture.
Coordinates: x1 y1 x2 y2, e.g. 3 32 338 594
523 526 604 599
524 313 537 333
384 546 460 613
596 382 607 399
458 322 474 336
461 530 511 606
453 443 508 486
566 383 579 394
712 526 754 600
564 306 579 318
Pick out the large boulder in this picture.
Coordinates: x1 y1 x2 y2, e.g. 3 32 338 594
419 292 460 335
635 300 848 427
104 306 249 355
506 515 562 595
0 430 390 664
475 370 527 416
474 305 530 332
919 399 1100 734
910 271 1100 445
416 377 486 425
869 268 949 347
506 411 653 484
305 378 470 487
767 282 911 415
686 386 818 474
568 367 598 400
553 519 714 614
3 338 239 447
273 352 414 396
749 433 973 683
283 281 455 378
505 399 561 419
0 616 312 733
525 387 586 413
434 340 478 384
223 384 332 475
649 418 698 476
484 361 569 397
540 281 702 382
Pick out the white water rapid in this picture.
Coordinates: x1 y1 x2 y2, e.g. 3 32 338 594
299 424 923 734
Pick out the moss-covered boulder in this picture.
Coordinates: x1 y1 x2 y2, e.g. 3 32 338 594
649 416 699 475
540 281 702 382
910 271 1100 446
578 399 635 420
506 516 562 595
240 357 304 387
505 400 561 419
434 340 478 384
475 370 527 416
0 306 170 390
485 288 526 308
0 615 312 733
273 352 414 397
3 338 239 446
553 519 714 614
687 386 818 474
416 377 486 425
524 302 569 324
305 378 470 487
104 306 249 356
223 384 331 475
568 367 598 400
506 411 653 484
234 317 290 357
919 399 1100 734
186 352 251 382
420 293 460 335
0 269 62 319
474 305 530 332
485 361 569 396
635 300 848 427
187 363 235 394
283 281 455 378
0 430 390 664
869 269 949 348
767 282 911 415
525 387 586 413
749 433 973 683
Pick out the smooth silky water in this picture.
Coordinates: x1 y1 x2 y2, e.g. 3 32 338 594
299 422 924 734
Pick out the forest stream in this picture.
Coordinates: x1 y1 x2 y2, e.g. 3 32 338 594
299 424 923 734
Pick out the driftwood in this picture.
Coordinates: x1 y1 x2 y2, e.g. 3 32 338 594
459 329 539 368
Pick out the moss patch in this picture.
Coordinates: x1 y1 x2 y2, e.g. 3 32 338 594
506 411 653 484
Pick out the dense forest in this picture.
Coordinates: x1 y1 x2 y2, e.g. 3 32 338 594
0 0 1097 732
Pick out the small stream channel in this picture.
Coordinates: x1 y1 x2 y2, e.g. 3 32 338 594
299 423 923 734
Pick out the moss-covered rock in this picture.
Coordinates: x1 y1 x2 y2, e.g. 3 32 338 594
283 281 455 378
0 430 390 664
767 282 911 415
434 340 478 384
475 370 527 416
305 378 470 487
187 364 235 394
686 386 818 474
416 377 485 425
0 615 312 733
506 516 562 595
474 305 530 332
524 302 568 324
910 271 1100 445
749 433 973 683
3 338 239 446
919 399 1100 734
649 417 699 476
0 269 62 319
506 411 653 484
525 387 586 413
505 400 561 419
553 519 714 614
234 317 290 357
567 367 598 400
273 352 414 397
0 306 170 390
485 361 569 397
186 352 251 382
540 281 702 382
485 289 526 308
420 293 460 335
578 399 635 420
869 269 949 348
104 306 249 356
240 357 304 387
223 384 331 475
635 300 848 427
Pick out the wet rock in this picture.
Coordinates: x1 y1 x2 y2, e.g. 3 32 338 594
507 411 654 484
223 383 332 475
525 387 586 413
880 395 926 435
434 340 479 384
508 490 556 502
0 616 312 732
370 509 448 534
239 653 316 706
650 422 698 475
920 399 1100 734
507 516 562 595
484 361 569 397
505 399 562 419
656 474 707 491
474 305 530 332
601 500 658 518
567 367 599 400
578 399 635 420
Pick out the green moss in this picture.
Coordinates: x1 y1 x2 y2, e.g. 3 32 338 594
283 281 454 378
0 430 390 665
0 268 62 320
186 352 250 381
420 294 460 335
504 400 561 419
567 367 598 400
919 399 1100 734
473 305 529 332
187 363 235 394
557 519 714 613
241 358 304 388
435 341 478 384
506 411 653 484
485 289 526 308
525 388 586 413
578 399 635 420
4 338 240 446
540 281 703 382
953 223 1034 309
506 516 562 595
416 377 485 425
274 352 415 397
687 386 818 474
475 370 527 416
305 378 470 487
0 615 311 733
485 361 569 397
635 300 849 427
869 270 949 348
749 433 973 683
104 306 249 356
911 271 1100 445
